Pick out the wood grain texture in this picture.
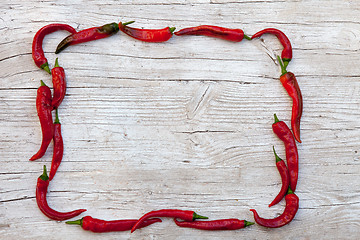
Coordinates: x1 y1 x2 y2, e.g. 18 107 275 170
1 0 360 239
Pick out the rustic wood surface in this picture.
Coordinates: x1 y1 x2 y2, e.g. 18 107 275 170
1 0 359 239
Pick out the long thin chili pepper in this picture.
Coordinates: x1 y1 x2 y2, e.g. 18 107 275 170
32 23 77 74
55 22 119 54
251 28 292 68
174 25 251 42
66 216 162 233
30 81 54 161
119 21 175 42
36 165 86 221
174 218 254 231
250 188 299 228
268 146 290 207
131 209 208 233
272 114 299 192
49 109 63 181
278 56 303 143
51 58 66 110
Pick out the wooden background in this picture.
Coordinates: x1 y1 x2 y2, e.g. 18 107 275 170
1 0 359 239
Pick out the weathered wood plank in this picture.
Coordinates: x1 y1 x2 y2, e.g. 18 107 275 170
1 0 360 239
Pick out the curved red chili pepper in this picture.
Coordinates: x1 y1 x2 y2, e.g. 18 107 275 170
36 165 86 221
32 24 76 74
280 72 302 143
51 58 66 110
66 216 162 232
174 25 251 42
119 21 175 42
250 188 299 228
131 209 208 233
251 28 292 68
55 22 119 54
272 114 299 192
174 218 254 231
29 81 54 161
278 57 303 143
268 146 290 207
48 109 63 181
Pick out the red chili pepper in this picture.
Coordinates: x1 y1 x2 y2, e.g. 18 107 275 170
131 209 208 233
268 146 290 207
119 21 175 42
66 216 162 232
29 81 54 161
51 58 66 110
48 109 63 181
36 165 86 221
174 25 251 42
272 114 299 192
251 28 292 68
250 188 299 228
32 23 77 74
174 218 254 231
55 22 119 54
278 56 303 143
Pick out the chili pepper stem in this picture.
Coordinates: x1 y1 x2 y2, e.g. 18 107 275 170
66 218 83 225
54 108 60 124
102 23 119 33
40 165 49 181
244 220 255 227
169 27 176 33
274 113 280 124
193 212 208 220
41 63 51 74
54 58 59 68
40 80 47 87
122 21 135 26
277 56 287 76
244 34 252 41
272 146 282 163
287 187 294 194
283 59 290 69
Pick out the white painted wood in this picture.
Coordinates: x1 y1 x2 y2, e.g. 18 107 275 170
1 0 360 239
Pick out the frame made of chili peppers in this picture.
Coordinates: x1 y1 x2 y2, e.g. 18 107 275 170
30 21 302 233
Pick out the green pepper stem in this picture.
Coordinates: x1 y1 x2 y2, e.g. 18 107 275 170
287 187 294 195
101 22 119 34
274 113 280 124
54 58 59 68
54 108 60 124
193 212 208 220
122 21 135 26
243 34 252 41
40 80 47 87
39 165 49 181
283 58 290 69
65 218 83 226
41 62 51 74
244 220 255 227
169 27 176 34
277 56 287 76
272 146 282 163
